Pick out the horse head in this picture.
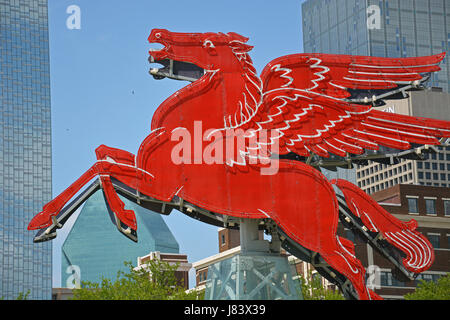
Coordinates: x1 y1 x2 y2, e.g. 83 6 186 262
148 29 252 74
148 29 262 132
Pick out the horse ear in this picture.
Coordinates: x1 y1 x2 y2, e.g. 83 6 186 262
229 41 254 53
227 32 249 43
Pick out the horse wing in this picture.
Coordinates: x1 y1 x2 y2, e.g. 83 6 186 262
235 89 450 161
259 52 445 100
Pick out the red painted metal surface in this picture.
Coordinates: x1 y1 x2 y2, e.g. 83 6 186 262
28 29 450 300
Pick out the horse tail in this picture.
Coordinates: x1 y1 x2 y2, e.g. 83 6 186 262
331 179 434 274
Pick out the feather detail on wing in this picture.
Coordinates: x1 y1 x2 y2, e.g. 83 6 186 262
236 89 450 161
230 52 449 166
260 52 446 100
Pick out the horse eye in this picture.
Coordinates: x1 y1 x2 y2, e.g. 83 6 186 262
203 40 215 48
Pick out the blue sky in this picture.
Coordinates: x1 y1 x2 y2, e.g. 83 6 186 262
47 0 306 287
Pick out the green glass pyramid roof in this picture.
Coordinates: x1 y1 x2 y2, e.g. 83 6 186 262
61 190 179 286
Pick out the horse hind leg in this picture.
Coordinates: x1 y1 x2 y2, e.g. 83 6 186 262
332 179 435 274
277 216 378 300
321 236 382 300
267 171 380 300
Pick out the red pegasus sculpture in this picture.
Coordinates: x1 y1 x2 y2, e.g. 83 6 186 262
28 29 450 300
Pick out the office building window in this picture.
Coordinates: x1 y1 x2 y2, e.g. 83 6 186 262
380 271 406 287
221 234 226 246
345 229 355 242
444 200 450 217
407 198 418 214
425 199 436 215
415 273 441 285
427 234 440 248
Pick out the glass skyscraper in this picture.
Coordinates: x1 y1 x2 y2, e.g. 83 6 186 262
302 0 450 92
302 0 450 193
0 0 52 299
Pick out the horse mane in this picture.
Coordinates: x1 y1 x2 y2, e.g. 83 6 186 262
222 41 263 130
151 34 263 132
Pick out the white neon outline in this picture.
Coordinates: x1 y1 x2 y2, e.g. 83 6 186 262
96 159 155 179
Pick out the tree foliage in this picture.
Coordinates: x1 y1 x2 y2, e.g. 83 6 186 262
404 273 450 300
0 290 30 300
71 260 203 300
299 270 345 300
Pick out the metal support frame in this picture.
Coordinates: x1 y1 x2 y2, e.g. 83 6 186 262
344 75 429 105
204 253 302 300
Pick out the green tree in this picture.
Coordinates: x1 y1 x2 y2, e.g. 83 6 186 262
0 290 31 300
299 270 345 300
404 273 450 300
71 260 203 300
15 290 30 300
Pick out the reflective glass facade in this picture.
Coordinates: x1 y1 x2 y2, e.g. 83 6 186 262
61 191 180 287
0 0 52 299
302 0 450 92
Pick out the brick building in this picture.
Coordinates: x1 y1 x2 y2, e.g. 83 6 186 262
353 184 450 299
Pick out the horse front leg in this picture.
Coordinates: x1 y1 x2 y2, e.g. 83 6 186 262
28 162 105 230
27 145 144 231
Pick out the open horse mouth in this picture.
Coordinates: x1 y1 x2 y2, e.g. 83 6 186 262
148 55 205 82
148 40 205 82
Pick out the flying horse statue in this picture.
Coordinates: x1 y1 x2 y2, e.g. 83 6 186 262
28 29 450 300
